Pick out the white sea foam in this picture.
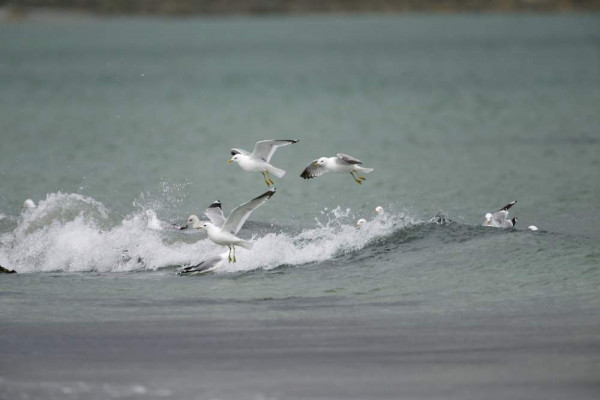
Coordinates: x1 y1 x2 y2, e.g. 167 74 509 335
218 208 405 273
0 193 415 274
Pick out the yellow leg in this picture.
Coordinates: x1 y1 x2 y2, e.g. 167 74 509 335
227 246 232 263
353 170 366 181
266 170 275 185
261 172 271 187
233 246 237 263
350 172 362 184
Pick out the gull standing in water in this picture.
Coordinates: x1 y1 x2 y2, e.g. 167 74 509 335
228 140 299 187
357 206 385 228
191 188 276 263
483 201 518 229
300 153 374 184
23 199 36 210
185 214 204 230
355 218 367 228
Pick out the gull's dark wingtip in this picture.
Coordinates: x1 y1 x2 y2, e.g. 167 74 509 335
300 168 311 179
208 200 222 209
253 187 277 201
179 257 219 275
499 201 517 212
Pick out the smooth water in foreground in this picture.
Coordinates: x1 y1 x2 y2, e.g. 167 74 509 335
1 13 599 400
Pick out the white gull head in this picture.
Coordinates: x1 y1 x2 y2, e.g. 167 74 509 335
23 199 36 209
186 215 204 229
484 213 493 225
228 154 244 164
355 218 367 228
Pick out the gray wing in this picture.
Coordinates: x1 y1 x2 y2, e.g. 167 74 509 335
492 201 516 224
300 160 328 179
204 200 226 228
230 148 250 156
336 153 362 165
492 210 509 224
223 188 276 235
251 140 299 163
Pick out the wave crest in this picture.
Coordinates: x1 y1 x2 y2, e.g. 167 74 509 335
0 194 418 273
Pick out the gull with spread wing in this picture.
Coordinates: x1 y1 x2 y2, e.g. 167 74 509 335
228 140 299 187
482 201 518 229
300 153 374 184
187 188 276 263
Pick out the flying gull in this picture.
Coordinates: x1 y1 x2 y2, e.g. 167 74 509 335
190 188 276 263
228 140 299 187
300 153 374 184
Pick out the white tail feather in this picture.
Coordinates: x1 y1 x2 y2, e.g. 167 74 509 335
237 240 253 250
355 166 374 173
267 165 286 178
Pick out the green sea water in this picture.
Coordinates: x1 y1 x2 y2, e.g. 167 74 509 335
1 13 599 400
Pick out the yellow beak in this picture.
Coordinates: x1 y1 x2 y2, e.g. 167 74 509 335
227 159 233 163
313 162 318 166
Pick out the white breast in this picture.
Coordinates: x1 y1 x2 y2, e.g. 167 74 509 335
239 156 266 172
207 227 240 245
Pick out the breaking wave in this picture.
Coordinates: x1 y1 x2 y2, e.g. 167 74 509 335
0 192 428 274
